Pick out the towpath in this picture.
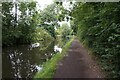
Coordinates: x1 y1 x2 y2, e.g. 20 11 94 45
54 39 104 78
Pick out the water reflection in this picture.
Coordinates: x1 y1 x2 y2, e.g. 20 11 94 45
2 41 55 78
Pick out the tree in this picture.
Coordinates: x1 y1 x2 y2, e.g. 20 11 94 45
71 2 120 78
2 1 41 46
2 2 14 46
57 22 72 39
38 2 66 38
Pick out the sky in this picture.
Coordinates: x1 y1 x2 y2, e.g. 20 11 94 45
36 0 53 10
35 0 73 11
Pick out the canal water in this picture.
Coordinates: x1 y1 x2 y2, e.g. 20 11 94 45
2 40 63 78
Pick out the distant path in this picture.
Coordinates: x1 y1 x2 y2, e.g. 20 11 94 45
54 39 104 78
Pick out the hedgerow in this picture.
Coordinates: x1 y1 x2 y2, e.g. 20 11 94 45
71 2 120 78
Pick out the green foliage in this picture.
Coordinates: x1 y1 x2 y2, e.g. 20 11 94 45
2 1 68 46
71 2 120 78
16 2 38 44
32 27 53 43
2 2 15 46
56 22 73 40
38 3 66 38
2 2 53 46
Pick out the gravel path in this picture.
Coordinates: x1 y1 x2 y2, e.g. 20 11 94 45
54 39 104 78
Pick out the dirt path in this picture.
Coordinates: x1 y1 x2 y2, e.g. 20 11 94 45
54 39 104 78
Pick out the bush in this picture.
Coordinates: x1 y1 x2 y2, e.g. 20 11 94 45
71 2 120 78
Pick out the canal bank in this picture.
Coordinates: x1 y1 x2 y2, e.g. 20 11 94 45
34 37 74 78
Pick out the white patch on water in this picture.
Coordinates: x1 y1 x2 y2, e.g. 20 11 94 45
54 45 62 53
11 61 15 65
30 43 40 50
9 54 14 59
35 65 42 71
16 58 20 64
20 53 22 55
31 43 40 48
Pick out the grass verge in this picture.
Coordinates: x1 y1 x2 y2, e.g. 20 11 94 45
34 37 74 78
